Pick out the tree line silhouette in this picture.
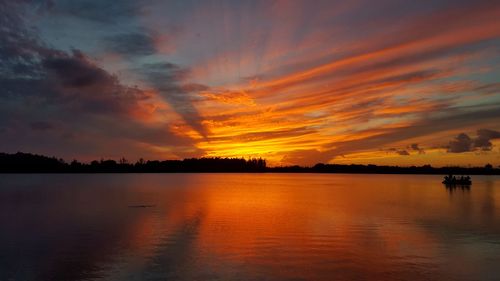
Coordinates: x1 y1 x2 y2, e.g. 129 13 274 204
270 163 499 175
0 152 266 173
0 152 498 174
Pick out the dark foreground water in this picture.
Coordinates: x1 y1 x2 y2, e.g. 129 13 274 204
0 174 499 281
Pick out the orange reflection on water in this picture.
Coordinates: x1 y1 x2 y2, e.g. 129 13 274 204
2 174 499 280
105 174 500 280
188 174 445 280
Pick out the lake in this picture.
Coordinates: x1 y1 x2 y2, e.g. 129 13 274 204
1 173 499 280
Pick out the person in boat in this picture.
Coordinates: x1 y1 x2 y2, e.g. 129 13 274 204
444 174 452 181
443 174 455 184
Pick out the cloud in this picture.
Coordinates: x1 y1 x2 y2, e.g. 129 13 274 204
39 49 152 114
0 2 49 79
201 89 256 106
447 133 473 153
0 1 203 160
194 0 499 162
2 0 500 165
409 143 425 154
51 0 142 24
383 147 412 156
136 62 209 137
474 129 500 151
104 32 157 57
43 50 113 87
397 150 410 156
447 129 500 153
290 109 500 164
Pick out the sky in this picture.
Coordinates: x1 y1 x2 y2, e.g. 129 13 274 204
0 0 499 166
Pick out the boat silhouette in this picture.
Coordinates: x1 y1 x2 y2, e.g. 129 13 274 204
442 174 471 185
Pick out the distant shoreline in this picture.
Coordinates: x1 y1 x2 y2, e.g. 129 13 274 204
1 152 498 175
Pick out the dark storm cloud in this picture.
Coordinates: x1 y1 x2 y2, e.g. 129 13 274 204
104 32 157 57
0 1 142 111
0 1 202 159
32 49 148 115
43 49 112 87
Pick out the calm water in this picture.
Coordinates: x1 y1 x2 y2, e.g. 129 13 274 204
1 173 499 281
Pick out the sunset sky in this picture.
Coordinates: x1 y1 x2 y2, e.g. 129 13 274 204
1 0 499 166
